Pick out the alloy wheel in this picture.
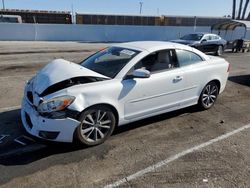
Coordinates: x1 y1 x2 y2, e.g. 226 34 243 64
201 83 218 108
77 106 116 146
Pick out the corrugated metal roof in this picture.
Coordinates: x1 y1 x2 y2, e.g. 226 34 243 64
211 20 250 31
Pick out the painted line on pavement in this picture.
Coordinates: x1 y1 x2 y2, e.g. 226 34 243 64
104 123 250 188
14 137 27 146
0 74 33 79
0 105 21 113
0 135 10 144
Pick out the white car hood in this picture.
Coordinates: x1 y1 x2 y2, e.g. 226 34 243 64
33 59 108 95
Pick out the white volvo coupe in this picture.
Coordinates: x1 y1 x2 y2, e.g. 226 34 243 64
21 41 230 146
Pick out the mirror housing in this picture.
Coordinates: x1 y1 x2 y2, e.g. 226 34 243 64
132 69 150 79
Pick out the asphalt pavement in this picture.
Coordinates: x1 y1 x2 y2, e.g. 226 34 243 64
0 41 249 188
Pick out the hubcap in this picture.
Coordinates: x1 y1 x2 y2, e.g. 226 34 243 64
202 84 217 108
81 110 111 143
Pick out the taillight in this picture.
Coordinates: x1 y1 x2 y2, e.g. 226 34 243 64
227 63 230 72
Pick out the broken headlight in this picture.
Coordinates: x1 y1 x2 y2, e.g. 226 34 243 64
37 95 75 114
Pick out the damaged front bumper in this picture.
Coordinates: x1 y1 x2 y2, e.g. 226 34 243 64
21 97 81 143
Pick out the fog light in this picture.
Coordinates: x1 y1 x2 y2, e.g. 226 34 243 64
39 131 60 140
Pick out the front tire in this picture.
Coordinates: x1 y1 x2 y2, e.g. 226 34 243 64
198 82 219 110
76 105 116 146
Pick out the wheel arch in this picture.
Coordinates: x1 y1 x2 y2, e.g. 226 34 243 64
199 79 221 98
77 103 119 126
210 79 221 91
197 79 221 110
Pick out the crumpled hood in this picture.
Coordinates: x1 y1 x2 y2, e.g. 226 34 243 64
33 59 108 95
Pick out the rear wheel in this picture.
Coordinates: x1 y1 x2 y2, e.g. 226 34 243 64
76 105 116 146
198 82 219 110
215 45 223 56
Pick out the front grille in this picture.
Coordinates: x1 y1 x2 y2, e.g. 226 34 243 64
27 91 33 104
25 112 33 129
40 109 79 119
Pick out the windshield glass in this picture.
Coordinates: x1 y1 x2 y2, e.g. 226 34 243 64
81 47 140 78
180 34 204 41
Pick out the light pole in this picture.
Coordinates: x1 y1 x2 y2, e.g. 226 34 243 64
139 2 143 15
71 3 74 24
2 0 5 10
194 16 197 32
1 0 5 18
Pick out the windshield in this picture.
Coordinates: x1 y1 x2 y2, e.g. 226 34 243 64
80 47 140 78
180 34 204 41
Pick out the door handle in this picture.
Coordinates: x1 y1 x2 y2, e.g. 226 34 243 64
173 76 183 82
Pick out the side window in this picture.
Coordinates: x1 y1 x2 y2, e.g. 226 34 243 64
176 50 203 67
134 49 178 73
212 35 219 40
203 35 212 41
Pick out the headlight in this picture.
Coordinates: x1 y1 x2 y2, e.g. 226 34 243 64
38 95 75 113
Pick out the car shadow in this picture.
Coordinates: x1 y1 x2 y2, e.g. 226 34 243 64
228 74 250 87
113 105 199 135
0 105 200 166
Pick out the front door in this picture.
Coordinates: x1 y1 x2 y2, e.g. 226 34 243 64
121 49 185 120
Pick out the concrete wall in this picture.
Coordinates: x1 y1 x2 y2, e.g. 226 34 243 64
0 23 249 42
0 23 209 42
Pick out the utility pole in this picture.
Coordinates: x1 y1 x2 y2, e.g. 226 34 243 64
232 0 236 19
242 0 249 19
139 2 143 15
237 0 243 19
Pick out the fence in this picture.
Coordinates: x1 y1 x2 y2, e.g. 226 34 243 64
0 23 249 42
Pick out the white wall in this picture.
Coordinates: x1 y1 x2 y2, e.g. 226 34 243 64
0 23 209 42
0 23 249 42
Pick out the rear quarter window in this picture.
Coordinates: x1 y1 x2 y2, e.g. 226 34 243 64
176 50 203 67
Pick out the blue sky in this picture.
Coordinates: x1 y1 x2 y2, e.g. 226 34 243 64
2 0 248 17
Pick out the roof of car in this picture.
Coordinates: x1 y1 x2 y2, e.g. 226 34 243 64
113 41 210 61
186 32 212 35
114 41 192 52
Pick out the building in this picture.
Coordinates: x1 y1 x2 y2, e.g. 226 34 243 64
76 13 230 26
0 9 72 24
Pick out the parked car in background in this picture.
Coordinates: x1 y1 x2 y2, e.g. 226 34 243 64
171 33 227 56
21 41 230 146
0 15 22 23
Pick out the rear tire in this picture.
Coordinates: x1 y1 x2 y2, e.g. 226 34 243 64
215 45 223 56
76 105 116 146
198 81 219 110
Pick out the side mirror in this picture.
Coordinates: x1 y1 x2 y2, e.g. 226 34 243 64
132 69 150 79
201 39 207 43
